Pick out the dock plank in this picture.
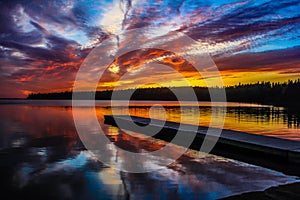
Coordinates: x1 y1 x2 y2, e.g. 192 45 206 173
104 115 300 175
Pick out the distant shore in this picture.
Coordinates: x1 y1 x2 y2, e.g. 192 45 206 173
26 80 300 108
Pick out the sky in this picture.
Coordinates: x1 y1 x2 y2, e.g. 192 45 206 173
0 0 299 98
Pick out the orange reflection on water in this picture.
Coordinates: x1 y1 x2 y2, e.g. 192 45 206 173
92 103 300 141
1 103 300 200
0 102 299 148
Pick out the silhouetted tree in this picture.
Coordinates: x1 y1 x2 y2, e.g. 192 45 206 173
27 79 300 107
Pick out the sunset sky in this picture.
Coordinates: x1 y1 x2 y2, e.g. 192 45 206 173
0 0 299 98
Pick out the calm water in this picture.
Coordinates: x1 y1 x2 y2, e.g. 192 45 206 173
0 100 300 199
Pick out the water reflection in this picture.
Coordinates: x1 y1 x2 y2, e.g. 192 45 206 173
0 103 299 199
101 103 300 140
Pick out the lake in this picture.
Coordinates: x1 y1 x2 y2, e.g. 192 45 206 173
0 100 299 199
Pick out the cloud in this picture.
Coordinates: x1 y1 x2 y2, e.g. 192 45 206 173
214 46 300 72
184 0 300 46
0 0 299 97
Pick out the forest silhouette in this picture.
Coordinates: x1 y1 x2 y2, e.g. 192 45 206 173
27 79 300 107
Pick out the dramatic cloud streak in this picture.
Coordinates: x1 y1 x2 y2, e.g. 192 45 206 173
0 0 299 97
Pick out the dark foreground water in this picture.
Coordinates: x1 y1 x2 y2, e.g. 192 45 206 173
0 100 299 200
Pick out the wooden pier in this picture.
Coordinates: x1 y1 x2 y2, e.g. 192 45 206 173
104 115 300 176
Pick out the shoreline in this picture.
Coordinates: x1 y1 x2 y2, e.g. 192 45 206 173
2 98 300 110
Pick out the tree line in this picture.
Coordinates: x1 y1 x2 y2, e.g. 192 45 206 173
27 79 300 107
